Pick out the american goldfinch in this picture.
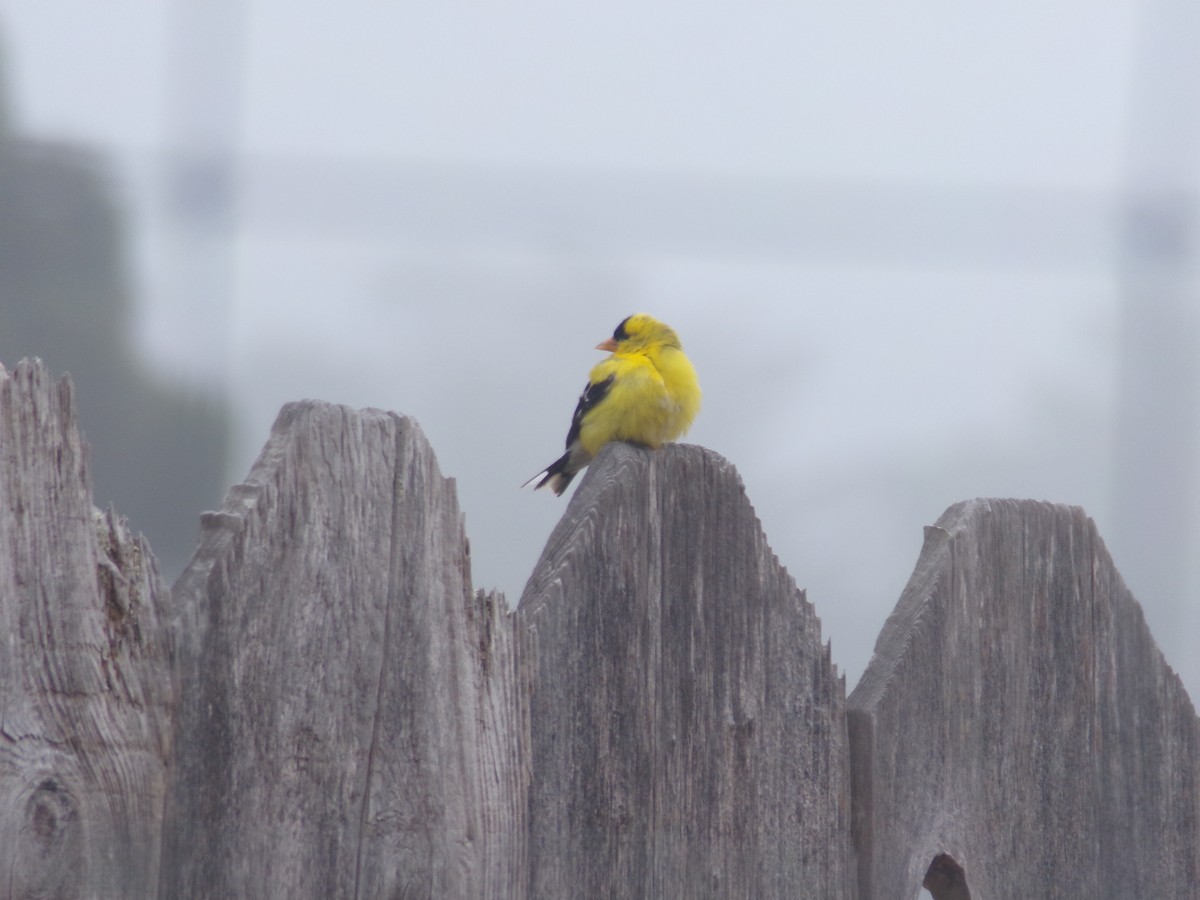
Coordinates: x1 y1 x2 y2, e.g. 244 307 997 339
525 313 701 495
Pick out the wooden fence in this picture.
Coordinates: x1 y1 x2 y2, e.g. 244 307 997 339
1 357 1197 899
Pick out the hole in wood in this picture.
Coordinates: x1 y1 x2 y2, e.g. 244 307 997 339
923 853 972 900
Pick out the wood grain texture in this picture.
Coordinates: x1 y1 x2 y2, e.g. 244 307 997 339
848 498 1200 900
159 401 523 900
9 356 1200 900
518 441 851 900
0 359 173 899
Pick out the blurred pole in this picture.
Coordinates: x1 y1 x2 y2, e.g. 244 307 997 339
161 0 246 386
1114 0 1200 671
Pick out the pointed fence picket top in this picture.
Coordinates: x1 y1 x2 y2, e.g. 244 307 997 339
0 359 174 899
517 441 852 900
848 498 1200 900
159 400 523 899
3 357 1199 900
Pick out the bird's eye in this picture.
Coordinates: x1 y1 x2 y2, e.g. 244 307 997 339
613 315 633 342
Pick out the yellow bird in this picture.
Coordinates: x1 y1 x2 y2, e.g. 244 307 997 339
525 313 701 495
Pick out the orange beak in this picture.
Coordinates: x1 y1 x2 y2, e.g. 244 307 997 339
595 338 619 352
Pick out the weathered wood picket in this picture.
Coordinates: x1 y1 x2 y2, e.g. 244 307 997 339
2 358 1197 899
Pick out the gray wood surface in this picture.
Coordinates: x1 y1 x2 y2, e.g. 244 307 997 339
518 442 852 899
0 359 173 899
848 498 1200 900
5 357 1198 900
159 401 523 899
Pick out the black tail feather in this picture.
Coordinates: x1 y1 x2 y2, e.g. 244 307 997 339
522 451 576 496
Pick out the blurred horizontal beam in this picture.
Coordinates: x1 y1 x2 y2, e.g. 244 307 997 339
127 155 1198 269
242 159 1126 269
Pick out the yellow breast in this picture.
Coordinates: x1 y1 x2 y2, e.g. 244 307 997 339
578 345 700 457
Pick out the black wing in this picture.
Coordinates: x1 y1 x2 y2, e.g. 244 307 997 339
564 374 614 449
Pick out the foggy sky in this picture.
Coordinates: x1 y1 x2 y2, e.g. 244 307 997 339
2 0 1196 718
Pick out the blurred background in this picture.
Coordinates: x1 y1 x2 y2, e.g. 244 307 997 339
1 0 1197 719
